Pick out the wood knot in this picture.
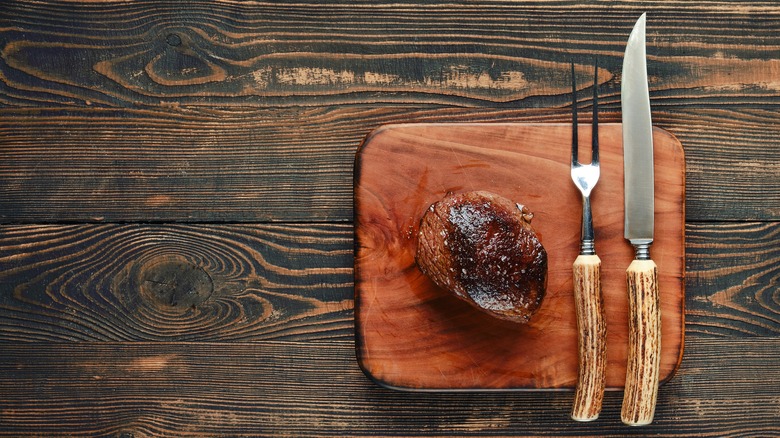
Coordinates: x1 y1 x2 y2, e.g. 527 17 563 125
141 29 227 86
165 33 182 47
139 258 213 310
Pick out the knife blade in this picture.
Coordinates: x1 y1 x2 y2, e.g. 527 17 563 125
621 12 661 427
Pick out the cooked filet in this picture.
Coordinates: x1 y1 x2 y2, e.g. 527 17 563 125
416 191 548 323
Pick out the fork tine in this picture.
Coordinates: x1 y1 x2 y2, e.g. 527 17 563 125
571 61 578 165
592 58 599 165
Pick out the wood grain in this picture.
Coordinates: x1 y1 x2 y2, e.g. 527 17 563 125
0 0 779 435
354 123 684 390
0 338 777 437
0 222 778 435
0 223 354 342
0 107 360 222
1 1 779 222
1 1 779 107
685 221 780 337
3 105 778 222
3 1 780 106
2 222 773 345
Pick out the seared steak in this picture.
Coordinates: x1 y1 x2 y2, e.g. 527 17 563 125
416 191 548 323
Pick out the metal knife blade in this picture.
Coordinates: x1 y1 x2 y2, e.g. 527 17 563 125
622 12 654 254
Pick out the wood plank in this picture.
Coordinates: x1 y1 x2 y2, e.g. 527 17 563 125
1 1 779 108
685 221 780 337
353 123 684 390
0 107 361 222
1 221 778 343
663 108 780 222
0 337 777 436
1 106 778 222
0 223 354 342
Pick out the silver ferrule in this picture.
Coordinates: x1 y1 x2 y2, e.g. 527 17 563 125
580 239 596 256
631 239 653 260
580 195 596 255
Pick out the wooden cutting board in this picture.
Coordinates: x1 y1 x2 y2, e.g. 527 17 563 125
354 123 685 391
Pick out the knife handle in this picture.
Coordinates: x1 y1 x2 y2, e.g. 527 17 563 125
571 254 606 422
622 259 661 426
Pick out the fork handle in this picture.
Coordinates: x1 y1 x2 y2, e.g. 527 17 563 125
622 259 661 426
571 254 606 422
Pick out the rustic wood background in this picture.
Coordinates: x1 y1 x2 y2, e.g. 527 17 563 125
1 1 778 436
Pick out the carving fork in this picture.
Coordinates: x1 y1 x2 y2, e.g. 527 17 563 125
570 60 607 422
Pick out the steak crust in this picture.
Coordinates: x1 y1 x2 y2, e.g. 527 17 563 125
416 191 548 323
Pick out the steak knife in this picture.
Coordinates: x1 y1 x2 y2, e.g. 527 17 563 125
621 12 661 426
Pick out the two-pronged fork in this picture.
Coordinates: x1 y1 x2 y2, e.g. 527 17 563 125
570 60 608 422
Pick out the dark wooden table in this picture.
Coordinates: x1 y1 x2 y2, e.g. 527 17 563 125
1 1 778 436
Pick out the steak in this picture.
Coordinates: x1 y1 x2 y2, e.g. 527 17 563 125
416 191 548 323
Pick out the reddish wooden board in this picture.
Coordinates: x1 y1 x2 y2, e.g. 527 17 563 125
354 123 685 391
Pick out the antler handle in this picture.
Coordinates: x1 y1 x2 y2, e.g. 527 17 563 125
571 254 607 422
622 259 661 426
